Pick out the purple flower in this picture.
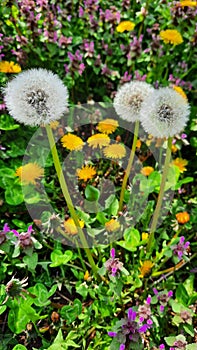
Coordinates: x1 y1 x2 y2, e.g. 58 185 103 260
153 288 173 310
79 6 84 17
171 236 190 260
120 71 132 84
0 223 10 245
159 345 165 350
12 225 34 249
105 248 123 277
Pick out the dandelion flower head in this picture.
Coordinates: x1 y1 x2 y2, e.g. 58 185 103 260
3 68 69 126
15 163 44 185
140 87 190 138
76 165 96 182
113 81 154 122
116 21 135 33
160 29 183 45
172 157 188 173
61 133 84 151
105 219 120 232
87 133 110 149
0 61 21 73
103 143 126 159
97 119 119 134
141 166 154 176
139 260 154 278
179 1 197 7
173 85 187 100
64 218 84 235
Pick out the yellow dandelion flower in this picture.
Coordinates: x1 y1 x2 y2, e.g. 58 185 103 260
103 144 126 159
160 29 183 45
97 119 119 134
116 21 135 33
173 85 187 100
0 61 21 73
77 165 96 182
84 270 90 281
172 158 188 173
61 133 84 151
15 163 44 185
171 144 178 153
105 219 120 232
142 232 149 240
139 260 154 278
141 166 154 176
50 121 59 130
87 133 110 149
64 218 84 235
176 211 190 224
136 139 142 148
179 1 197 7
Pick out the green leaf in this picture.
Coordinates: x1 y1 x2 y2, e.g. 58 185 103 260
117 228 140 252
60 299 82 324
12 345 27 350
183 323 195 337
5 186 24 205
164 336 176 346
50 249 73 267
0 305 6 315
183 275 194 296
85 185 100 201
0 114 20 130
186 344 197 350
28 283 57 307
23 253 38 271
176 284 189 305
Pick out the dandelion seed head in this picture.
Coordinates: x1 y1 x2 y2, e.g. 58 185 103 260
140 87 190 138
114 81 154 122
3 68 69 126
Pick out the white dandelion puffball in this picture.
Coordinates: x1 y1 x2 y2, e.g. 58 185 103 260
113 80 154 122
140 87 190 138
3 68 69 126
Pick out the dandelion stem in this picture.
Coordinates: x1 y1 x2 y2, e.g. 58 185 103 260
45 124 98 276
119 120 140 211
147 137 173 253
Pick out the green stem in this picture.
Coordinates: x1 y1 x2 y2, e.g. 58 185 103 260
45 125 98 276
147 137 173 253
119 120 140 211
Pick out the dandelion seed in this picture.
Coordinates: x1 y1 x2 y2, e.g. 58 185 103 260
140 87 190 138
61 133 84 151
160 29 183 45
3 68 68 126
64 218 84 235
172 158 188 173
76 165 96 182
97 118 119 134
0 61 21 73
103 143 126 159
87 133 110 149
105 219 120 232
116 21 135 33
113 81 154 122
15 163 44 185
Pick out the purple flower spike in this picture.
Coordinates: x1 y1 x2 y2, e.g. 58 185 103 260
168 290 173 297
153 288 158 295
160 305 164 312
110 248 115 259
146 296 151 304
12 229 19 237
108 331 117 337
3 223 10 233
128 308 136 321
138 324 148 332
159 345 165 350
119 345 125 350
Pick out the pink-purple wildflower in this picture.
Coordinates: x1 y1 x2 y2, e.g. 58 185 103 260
12 225 34 249
171 236 190 260
0 223 10 245
105 248 123 277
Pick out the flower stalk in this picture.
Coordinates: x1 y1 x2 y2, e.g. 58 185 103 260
45 124 98 276
147 137 173 252
119 120 140 211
